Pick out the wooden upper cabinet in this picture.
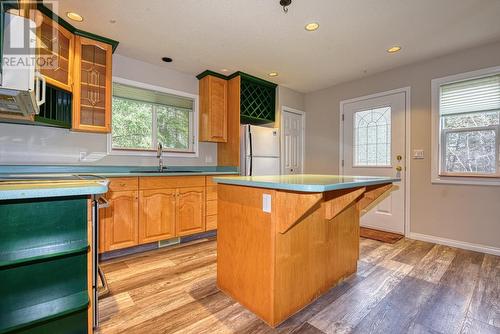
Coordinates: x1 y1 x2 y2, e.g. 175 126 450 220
199 75 228 142
101 190 139 252
139 189 176 244
36 12 74 92
72 36 112 133
176 187 205 236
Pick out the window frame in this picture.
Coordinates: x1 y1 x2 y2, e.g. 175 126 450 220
107 77 199 158
431 66 500 185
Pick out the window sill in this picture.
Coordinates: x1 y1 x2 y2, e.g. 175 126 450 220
107 148 199 158
432 174 500 186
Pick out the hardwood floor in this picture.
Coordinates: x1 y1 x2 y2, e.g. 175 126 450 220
97 238 500 334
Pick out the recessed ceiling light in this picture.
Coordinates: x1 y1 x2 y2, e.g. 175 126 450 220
268 72 279 77
305 22 319 32
109 19 117 24
221 69 229 72
66 12 83 22
161 57 173 63
387 46 402 53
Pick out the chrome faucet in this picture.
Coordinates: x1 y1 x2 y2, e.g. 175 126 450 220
157 142 164 171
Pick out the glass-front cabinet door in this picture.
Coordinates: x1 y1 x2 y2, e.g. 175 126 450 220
36 12 74 92
72 36 112 133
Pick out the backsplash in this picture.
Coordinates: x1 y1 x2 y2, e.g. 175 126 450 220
0 123 217 166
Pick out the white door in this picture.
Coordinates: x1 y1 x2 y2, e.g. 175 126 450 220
282 108 305 175
342 91 406 234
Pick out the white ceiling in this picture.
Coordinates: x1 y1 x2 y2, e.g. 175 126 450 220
55 0 500 93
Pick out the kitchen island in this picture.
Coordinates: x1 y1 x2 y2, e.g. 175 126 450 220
213 174 398 327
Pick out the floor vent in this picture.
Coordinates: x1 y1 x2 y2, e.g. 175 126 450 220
159 237 181 248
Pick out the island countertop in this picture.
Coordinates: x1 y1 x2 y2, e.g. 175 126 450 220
213 174 399 192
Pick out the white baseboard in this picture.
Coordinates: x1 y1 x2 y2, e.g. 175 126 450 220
408 232 500 256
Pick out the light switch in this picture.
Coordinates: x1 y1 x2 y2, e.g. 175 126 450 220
262 194 272 213
413 149 424 159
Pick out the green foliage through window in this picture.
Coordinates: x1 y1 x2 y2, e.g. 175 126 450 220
112 96 193 151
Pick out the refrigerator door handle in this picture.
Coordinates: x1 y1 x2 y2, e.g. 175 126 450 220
249 131 253 176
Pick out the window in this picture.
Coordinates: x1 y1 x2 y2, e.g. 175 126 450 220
432 67 500 183
109 81 197 155
353 107 391 166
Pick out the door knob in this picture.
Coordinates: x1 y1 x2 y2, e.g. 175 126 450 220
396 155 403 161
396 166 402 172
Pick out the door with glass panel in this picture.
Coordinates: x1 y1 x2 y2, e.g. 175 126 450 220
342 91 406 234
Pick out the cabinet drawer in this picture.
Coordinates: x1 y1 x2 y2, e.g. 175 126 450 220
206 200 217 216
206 185 217 201
108 177 139 192
140 176 205 190
206 215 217 231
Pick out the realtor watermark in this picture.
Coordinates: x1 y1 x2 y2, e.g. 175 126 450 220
1 0 59 70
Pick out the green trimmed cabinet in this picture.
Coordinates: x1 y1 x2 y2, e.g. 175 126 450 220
0 196 90 334
197 70 277 166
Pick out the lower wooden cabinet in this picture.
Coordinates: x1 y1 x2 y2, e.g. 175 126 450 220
101 190 139 252
206 215 218 231
138 189 176 244
176 187 206 236
99 175 228 253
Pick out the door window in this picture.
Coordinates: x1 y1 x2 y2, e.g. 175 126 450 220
353 107 392 167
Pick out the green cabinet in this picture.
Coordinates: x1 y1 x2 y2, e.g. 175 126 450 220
237 72 277 124
0 196 89 334
35 84 73 129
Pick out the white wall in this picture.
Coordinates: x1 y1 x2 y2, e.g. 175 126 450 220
304 41 500 251
0 54 217 166
272 86 305 128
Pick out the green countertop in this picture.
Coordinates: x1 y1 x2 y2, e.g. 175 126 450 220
213 174 399 192
0 178 109 201
0 165 239 200
0 165 239 175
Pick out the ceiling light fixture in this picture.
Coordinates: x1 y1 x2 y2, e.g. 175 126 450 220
268 72 279 77
66 12 83 22
161 57 173 63
280 0 292 13
221 69 229 72
305 22 320 32
387 46 402 53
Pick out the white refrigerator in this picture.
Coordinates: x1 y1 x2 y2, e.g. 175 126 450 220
240 125 281 176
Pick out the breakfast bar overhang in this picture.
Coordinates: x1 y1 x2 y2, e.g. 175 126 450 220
213 174 398 327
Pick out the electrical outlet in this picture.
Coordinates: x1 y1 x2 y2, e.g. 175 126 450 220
79 152 87 162
262 194 272 213
205 155 214 163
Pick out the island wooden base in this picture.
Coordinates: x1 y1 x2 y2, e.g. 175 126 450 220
216 183 392 327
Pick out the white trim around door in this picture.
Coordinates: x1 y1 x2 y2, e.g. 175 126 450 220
339 87 411 237
281 106 306 175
